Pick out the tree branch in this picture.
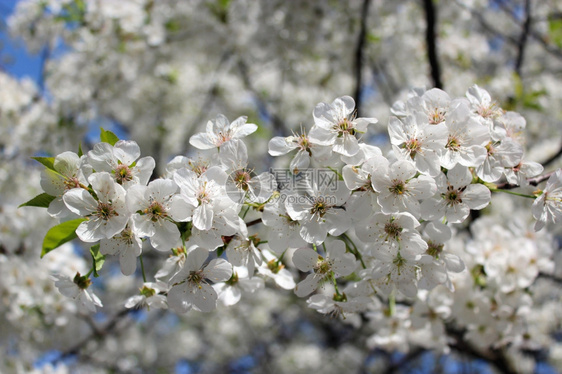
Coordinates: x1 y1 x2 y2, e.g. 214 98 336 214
514 0 532 77
422 0 443 89
353 0 372 117
541 144 562 168
446 325 517 374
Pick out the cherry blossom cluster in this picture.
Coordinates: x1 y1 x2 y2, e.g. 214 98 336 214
31 86 561 330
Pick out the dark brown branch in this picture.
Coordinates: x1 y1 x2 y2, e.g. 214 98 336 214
541 143 562 168
382 348 425 374
494 170 555 190
59 308 132 359
237 59 287 136
514 0 532 77
538 272 562 284
494 0 562 59
353 0 372 117
446 325 517 374
422 0 443 89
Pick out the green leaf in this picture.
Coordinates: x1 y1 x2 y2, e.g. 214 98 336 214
216 246 225 257
78 143 84 157
90 244 106 278
41 218 87 258
100 128 120 146
19 193 56 209
32 156 56 170
549 18 562 49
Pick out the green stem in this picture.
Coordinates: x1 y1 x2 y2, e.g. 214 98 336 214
389 290 396 316
489 188 536 199
341 233 366 269
331 273 341 296
242 206 250 219
139 254 147 283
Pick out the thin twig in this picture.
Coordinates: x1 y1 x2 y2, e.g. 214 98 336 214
514 0 532 77
353 0 372 117
422 0 443 89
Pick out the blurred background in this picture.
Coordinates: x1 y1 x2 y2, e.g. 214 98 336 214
1 0 562 373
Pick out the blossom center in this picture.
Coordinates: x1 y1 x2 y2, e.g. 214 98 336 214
446 136 461 152
389 180 407 195
233 170 251 191
384 221 402 240
216 131 232 146
444 185 465 206
334 118 356 137
64 177 81 190
426 240 444 258
96 202 117 220
403 139 422 157
187 270 205 287
314 257 332 275
144 201 167 222
310 197 331 218
114 164 133 184
428 108 446 124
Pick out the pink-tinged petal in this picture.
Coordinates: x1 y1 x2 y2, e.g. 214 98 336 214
294 274 321 297
168 195 194 222
308 126 335 145
134 157 156 186
232 122 258 138
187 247 209 271
420 197 447 222
327 240 347 258
63 188 98 216
100 238 119 255
193 203 213 231
218 285 242 306
47 197 68 218
119 248 137 276
458 145 487 167
41 169 66 196
300 220 328 245
400 231 428 257
89 172 120 202
148 179 178 201
388 117 408 145
332 253 357 277
167 285 193 314
189 133 216 149
292 247 319 272
150 220 180 251
424 221 451 242
445 203 470 224
88 142 117 172
189 283 218 312
113 140 141 165
204 258 232 282
100 214 129 239
132 214 156 237
54 151 81 175
409 175 436 199
333 134 359 157
397 279 418 298
290 150 311 174
443 253 465 273
389 160 416 181
202 166 228 186
447 164 472 188
126 185 148 212
76 219 104 242
268 136 297 156
462 184 491 210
